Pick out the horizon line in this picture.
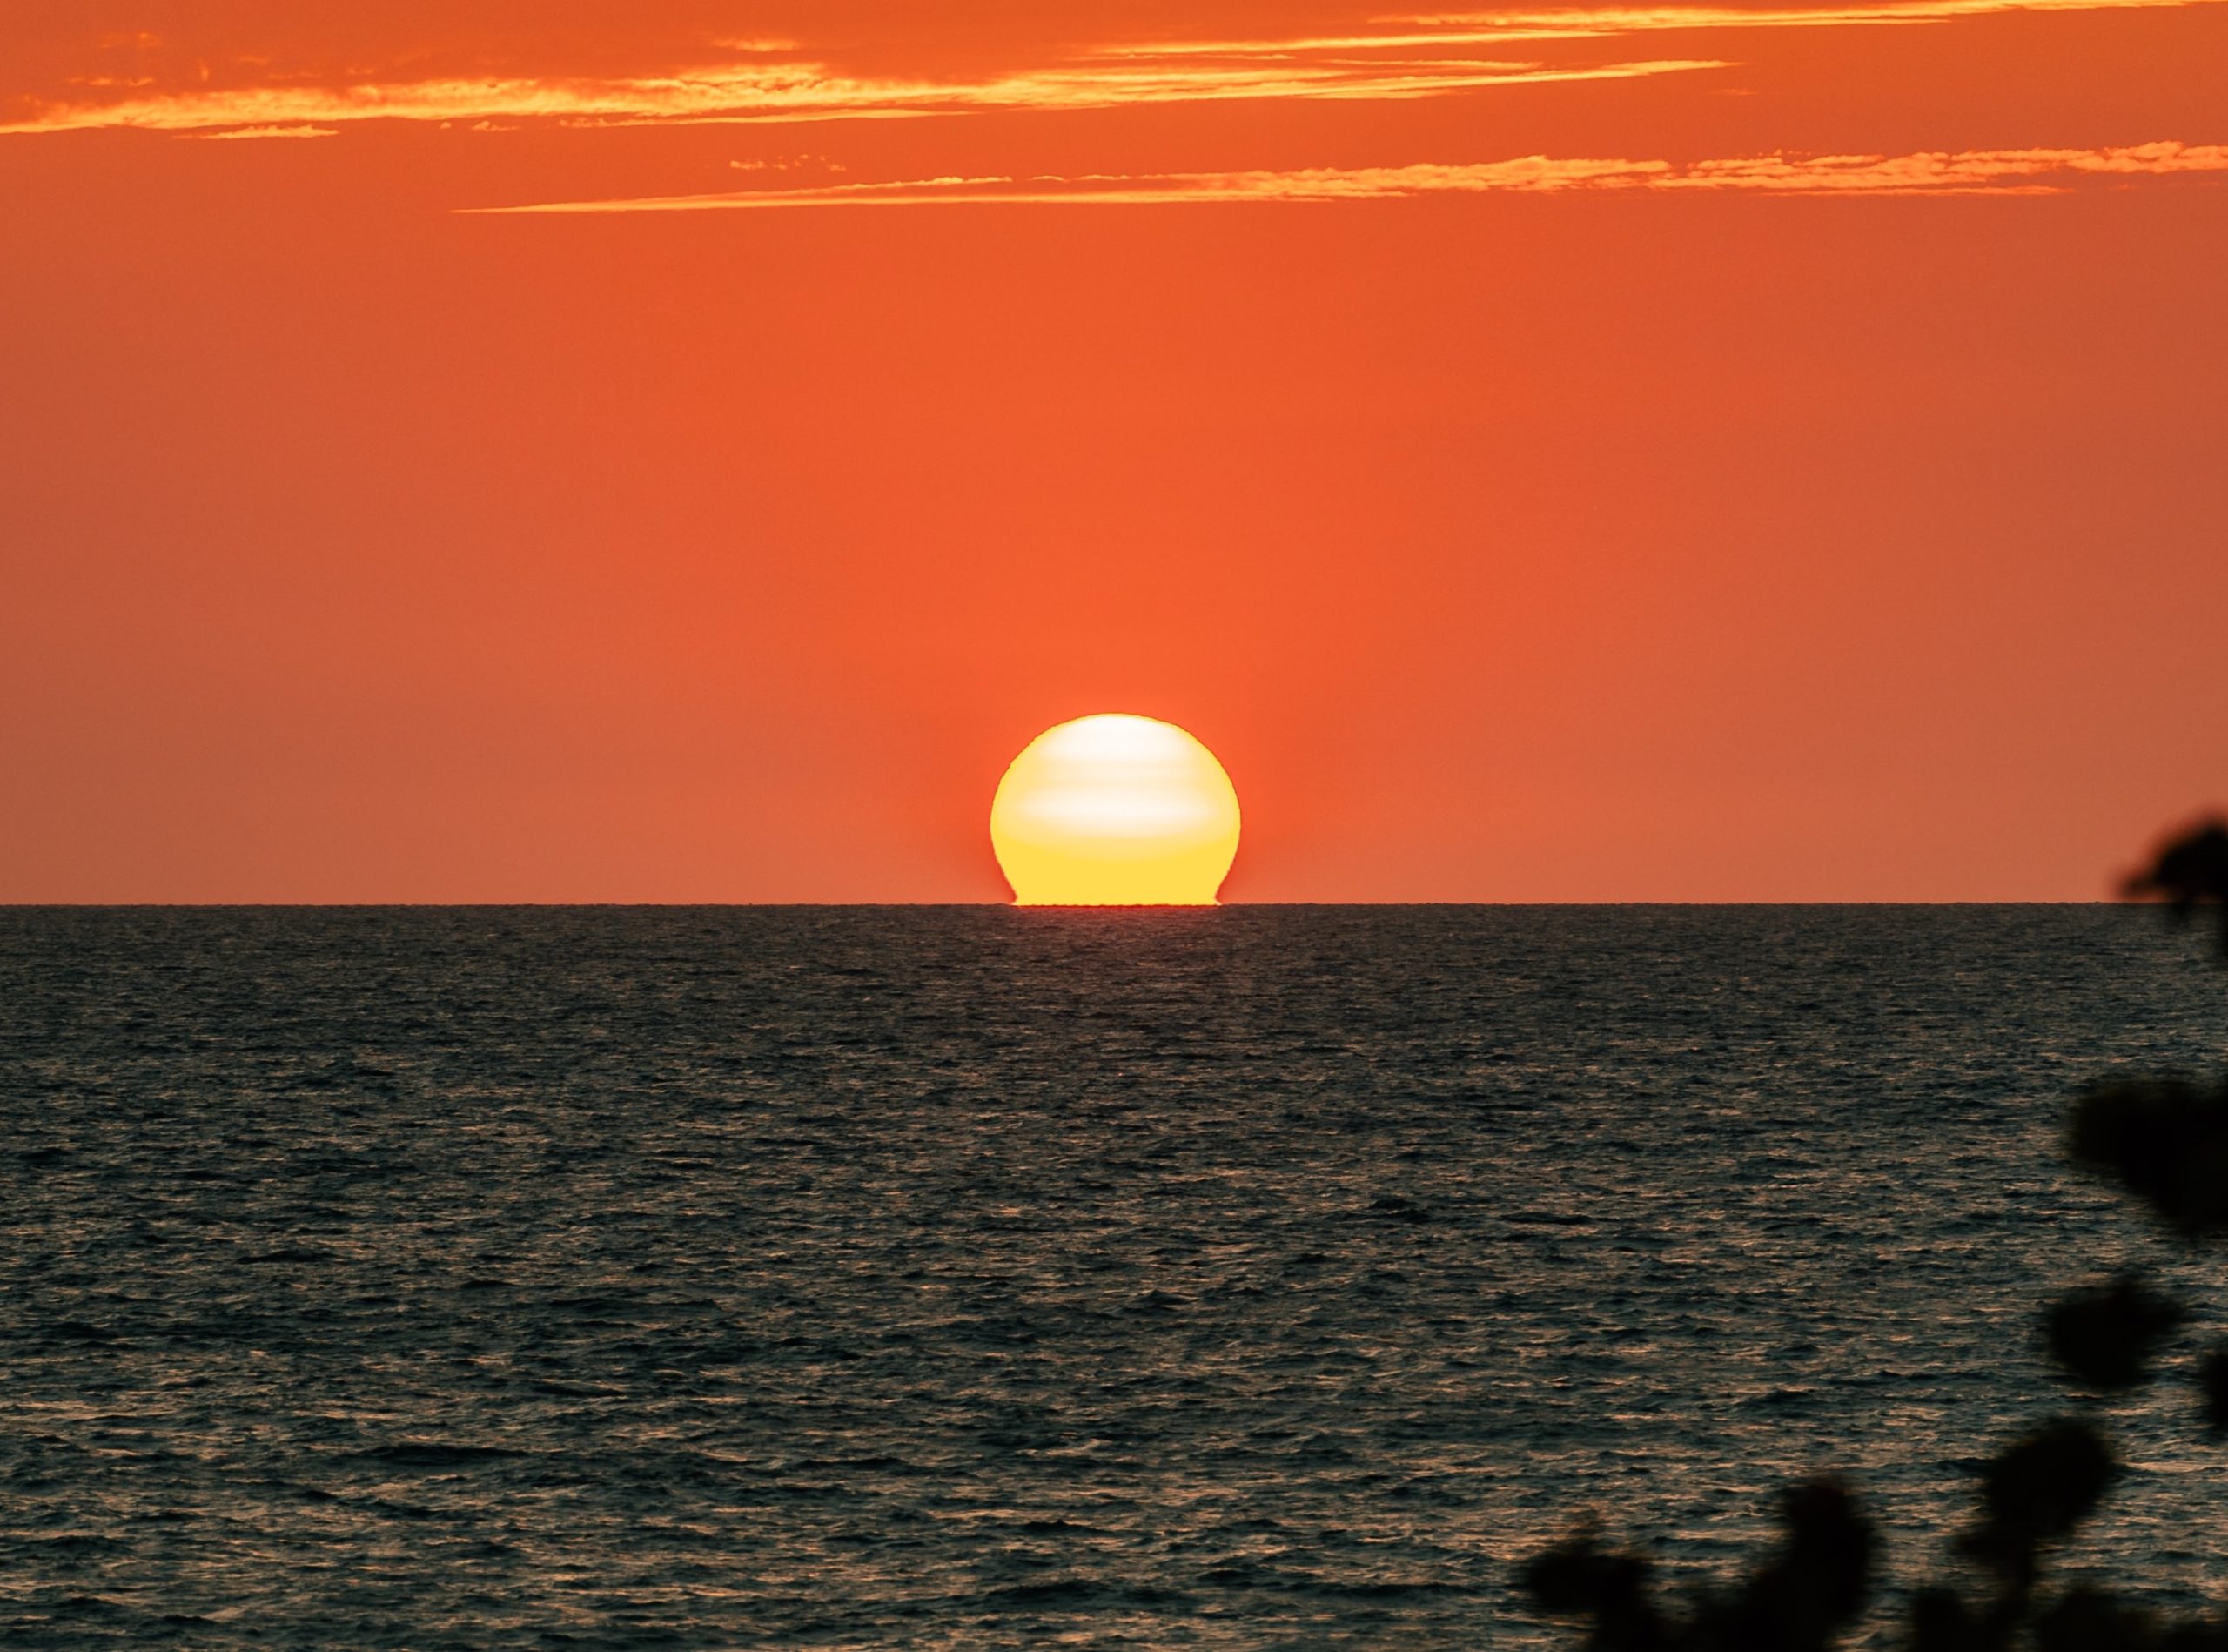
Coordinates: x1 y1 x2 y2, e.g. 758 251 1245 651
0 898 2143 910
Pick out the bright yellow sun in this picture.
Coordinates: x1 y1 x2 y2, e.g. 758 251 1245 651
990 715 1242 906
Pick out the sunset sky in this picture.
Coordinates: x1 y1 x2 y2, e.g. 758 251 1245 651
4 1 2224 902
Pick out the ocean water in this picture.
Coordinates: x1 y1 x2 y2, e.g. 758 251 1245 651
4 906 2227 1649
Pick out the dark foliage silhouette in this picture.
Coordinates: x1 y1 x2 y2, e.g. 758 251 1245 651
1521 820 2228 1651
2044 1277 2183 1389
1520 1480 1874 1652
2070 1078 2228 1239
2124 819 2228 951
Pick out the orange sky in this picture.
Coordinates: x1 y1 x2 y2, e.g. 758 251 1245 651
3 1 2225 901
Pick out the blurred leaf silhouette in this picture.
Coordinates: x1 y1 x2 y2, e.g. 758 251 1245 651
1520 1480 1873 1652
2043 1278 2183 1389
2124 819 2228 951
1521 820 2228 1651
2070 1078 2228 1239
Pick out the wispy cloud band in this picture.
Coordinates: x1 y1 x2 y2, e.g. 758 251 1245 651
466 142 2228 212
0 54 1715 138
1373 0 2206 41
190 124 338 141
2 0 2211 138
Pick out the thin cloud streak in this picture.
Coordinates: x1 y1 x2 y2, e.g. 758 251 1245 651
1318 0 2205 45
0 55 1719 138
190 124 339 141
466 142 2228 212
1 0 2209 139
1413 0 2205 21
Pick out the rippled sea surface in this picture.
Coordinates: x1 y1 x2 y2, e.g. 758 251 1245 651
5 907 2228 1648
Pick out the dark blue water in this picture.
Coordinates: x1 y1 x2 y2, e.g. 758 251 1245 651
4 907 2225 1647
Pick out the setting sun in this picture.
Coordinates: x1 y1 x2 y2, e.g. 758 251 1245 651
990 715 1241 906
